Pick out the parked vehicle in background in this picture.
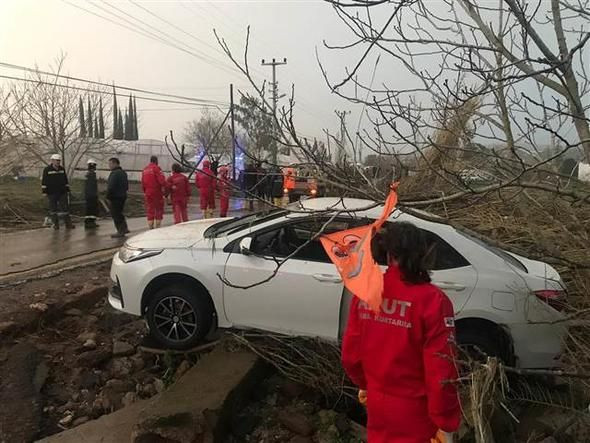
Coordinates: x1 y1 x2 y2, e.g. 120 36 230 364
459 168 495 185
109 198 568 369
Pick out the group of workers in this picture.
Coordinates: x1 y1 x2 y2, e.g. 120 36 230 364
41 154 129 237
140 156 231 228
242 162 296 210
41 154 298 237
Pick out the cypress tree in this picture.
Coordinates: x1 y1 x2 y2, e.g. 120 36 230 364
133 95 139 140
124 109 130 140
87 97 93 138
117 110 124 140
127 95 133 138
79 97 86 137
112 85 119 139
98 98 105 138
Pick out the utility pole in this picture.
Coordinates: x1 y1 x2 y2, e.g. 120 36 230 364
261 57 287 164
230 83 236 181
335 110 350 165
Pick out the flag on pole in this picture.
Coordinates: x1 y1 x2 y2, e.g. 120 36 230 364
320 183 399 313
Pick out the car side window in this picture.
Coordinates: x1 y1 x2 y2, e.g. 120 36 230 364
250 218 351 262
421 230 470 270
373 222 469 270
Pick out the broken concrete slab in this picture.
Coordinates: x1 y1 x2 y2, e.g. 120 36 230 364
37 347 259 443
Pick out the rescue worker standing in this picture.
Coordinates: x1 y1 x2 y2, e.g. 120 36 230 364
243 163 257 211
342 222 461 443
195 160 215 218
218 166 231 218
41 153 74 230
283 167 296 203
270 165 285 207
106 157 129 238
141 156 167 229
84 159 99 229
167 163 191 224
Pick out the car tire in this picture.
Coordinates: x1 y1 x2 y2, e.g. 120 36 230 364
146 284 213 350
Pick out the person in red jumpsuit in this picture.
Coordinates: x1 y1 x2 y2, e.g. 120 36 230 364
141 156 167 229
217 166 231 218
342 221 461 443
195 160 215 219
167 163 191 224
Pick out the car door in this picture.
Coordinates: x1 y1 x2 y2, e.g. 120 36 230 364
421 228 478 313
222 217 351 340
370 221 478 314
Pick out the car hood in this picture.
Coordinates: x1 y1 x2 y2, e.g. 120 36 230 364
125 219 222 249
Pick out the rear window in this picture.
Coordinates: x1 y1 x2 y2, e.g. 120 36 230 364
459 231 527 273
372 223 470 270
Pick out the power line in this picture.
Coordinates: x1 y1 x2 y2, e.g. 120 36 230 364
0 61 227 105
0 73 228 108
97 0 244 78
62 0 240 79
129 0 227 59
96 0 228 70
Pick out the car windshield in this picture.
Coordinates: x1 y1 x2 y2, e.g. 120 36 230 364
204 209 287 238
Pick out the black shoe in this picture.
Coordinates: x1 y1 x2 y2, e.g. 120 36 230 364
111 232 126 238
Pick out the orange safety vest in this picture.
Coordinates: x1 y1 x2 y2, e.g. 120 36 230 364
283 168 296 190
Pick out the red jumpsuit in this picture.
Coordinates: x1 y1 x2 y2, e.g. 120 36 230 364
195 161 215 211
167 172 191 224
342 266 461 443
142 163 166 221
218 168 230 217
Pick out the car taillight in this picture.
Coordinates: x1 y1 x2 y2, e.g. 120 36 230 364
534 289 567 311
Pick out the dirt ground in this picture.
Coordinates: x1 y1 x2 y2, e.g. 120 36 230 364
0 263 190 440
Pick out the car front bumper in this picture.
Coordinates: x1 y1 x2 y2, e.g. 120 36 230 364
109 251 153 316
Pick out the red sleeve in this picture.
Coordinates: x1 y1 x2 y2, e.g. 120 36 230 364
341 296 367 390
158 169 166 187
422 288 461 432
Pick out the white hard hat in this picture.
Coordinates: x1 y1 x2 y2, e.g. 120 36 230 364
50 154 61 161
87 159 97 165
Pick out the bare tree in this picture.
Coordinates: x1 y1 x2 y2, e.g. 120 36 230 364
0 54 113 176
207 4 590 438
183 108 233 162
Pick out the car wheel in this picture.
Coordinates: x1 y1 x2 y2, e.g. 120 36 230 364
146 284 213 350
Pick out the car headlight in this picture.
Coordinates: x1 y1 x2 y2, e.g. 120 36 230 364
118 246 163 263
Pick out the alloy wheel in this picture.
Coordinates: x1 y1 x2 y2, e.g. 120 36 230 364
153 295 198 343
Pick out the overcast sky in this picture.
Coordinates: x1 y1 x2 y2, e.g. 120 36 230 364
0 0 367 143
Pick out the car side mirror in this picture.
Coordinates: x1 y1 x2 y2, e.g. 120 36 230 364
239 237 253 256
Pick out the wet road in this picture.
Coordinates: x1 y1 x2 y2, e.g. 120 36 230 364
0 201 246 276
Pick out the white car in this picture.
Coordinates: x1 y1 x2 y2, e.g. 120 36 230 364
109 198 568 369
